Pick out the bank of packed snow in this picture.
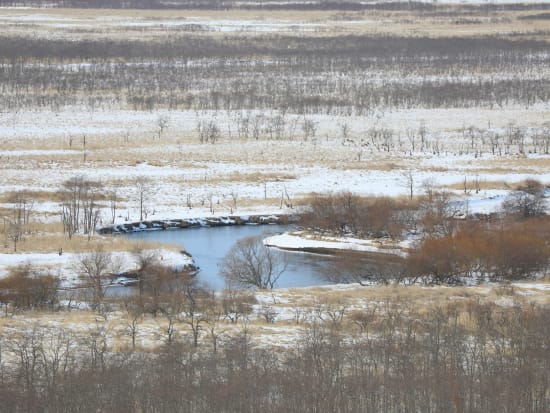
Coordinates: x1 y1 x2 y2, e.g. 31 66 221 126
0 249 194 288
512 282 550 292
264 232 409 256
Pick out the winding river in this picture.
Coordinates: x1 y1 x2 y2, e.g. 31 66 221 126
124 224 337 290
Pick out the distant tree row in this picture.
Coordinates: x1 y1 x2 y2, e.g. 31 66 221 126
2 34 548 60
1 33 548 112
1 0 549 11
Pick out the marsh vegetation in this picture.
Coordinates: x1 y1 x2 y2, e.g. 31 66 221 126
0 2 549 411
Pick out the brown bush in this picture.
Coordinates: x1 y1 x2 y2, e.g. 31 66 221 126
305 193 416 239
490 225 549 279
0 264 59 310
405 219 550 283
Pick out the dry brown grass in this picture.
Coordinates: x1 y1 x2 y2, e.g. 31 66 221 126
274 284 482 310
1 7 547 42
484 156 550 172
173 171 297 187
445 179 514 192
0 189 63 203
2 230 166 254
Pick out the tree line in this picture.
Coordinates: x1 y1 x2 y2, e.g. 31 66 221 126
1 33 548 113
1 0 549 11
0 299 547 412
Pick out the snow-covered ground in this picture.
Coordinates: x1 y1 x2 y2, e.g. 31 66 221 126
1 105 549 289
264 231 410 256
1 7 549 296
0 249 194 287
2 105 549 226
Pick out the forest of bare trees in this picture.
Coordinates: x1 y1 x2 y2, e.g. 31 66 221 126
0 236 548 411
0 299 547 413
1 33 548 114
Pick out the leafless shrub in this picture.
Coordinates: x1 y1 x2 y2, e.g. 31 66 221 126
220 236 287 290
501 179 547 219
60 176 103 240
0 265 59 310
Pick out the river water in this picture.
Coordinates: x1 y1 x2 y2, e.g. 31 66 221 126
124 224 336 290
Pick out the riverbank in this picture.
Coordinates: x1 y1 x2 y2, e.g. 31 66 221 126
0 214 300 290
98 214 301 235
0 248 196 289
263 231 411 257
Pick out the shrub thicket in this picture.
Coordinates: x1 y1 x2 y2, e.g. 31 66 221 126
0 301 547 413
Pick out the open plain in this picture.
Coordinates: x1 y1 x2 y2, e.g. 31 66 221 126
0 2 549 412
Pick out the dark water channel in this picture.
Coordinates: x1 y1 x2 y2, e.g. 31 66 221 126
124 224 336 290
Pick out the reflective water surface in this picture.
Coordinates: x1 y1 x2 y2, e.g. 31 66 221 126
125 224 336 290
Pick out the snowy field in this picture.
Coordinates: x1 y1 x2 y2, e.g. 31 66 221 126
0 5 549 291
1 105 549 225
0 6 548 386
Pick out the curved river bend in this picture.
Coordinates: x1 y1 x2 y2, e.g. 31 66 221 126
125 224 336 290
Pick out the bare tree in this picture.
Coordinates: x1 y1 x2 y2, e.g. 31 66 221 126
220 286 256 324
132 246 160 297
406 128 416 153
338 121 350 142
123 297 143 351
7 221 22 252
418 120 427 151
197 120 220 144
220 236 287 290
230 190 238 212
81 179 102 240
302 117 316 141
156 114 169 139
134 176 152 222
74 248 112 310
251 114 263 140
419 189 459 236
108 187 119 225
7 191 34 237
402 171 414 200
179 275 208 347
204 293 224 352
60 175 85 239
158 287 184 345
60 176 102 239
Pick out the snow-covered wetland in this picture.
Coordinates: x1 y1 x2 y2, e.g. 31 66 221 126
0 3 549 411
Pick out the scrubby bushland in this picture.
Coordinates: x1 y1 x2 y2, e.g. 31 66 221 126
1 33 549 114
305 190 463 239
306 190 549 284
405 219 550 284
0 265 59 310
0 301 547 412
502 179 548 219
304 192 418 239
